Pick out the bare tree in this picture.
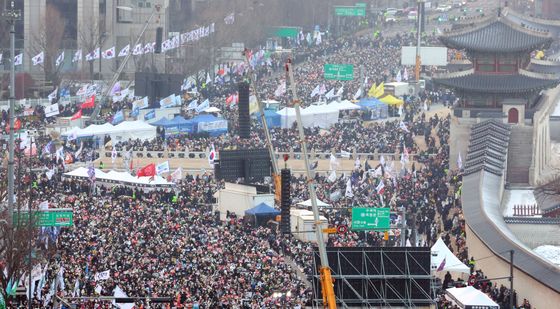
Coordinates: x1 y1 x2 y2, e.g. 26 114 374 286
78 18 103 80
28 4 66 88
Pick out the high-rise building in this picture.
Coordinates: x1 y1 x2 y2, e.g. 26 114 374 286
535 0 560 19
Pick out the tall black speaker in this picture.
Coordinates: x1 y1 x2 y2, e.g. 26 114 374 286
238 82 250 139
155 27 163 54
280 168 291 234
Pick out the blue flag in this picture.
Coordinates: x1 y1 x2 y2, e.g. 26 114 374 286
144 110 156 120
112 110 124 125
129 107 139 117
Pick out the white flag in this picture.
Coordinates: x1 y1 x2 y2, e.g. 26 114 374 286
353 88 362 100
336 86 344 97
0 53 2 63
329 153 339 171
156 161 170 175
457 152 463 169
111 147 117 163
224 12 235 25
396 70 402 82
14 53 22 65
47 87 58 101
424 101 428 111
399 121 409 133
56 51 65 67
171 167 183 181
328 170 337 182
102 46 115 59
195 99 209 113
310 84 321 97
118 44 130 57
340 150 351 158
318 84 327 95
274 81 286 97
345 178 353 198
187 99 198 110
380 155 386 166
206 73 212 84
113 285 134 309
325 88 335 100
32 51 44 65
45 103 60 117
132 43 143 55
72 49 82 62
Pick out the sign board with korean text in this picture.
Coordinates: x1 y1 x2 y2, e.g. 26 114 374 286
351 207 390 230
334 6 366 17
324 64 354 81
13 209 74 227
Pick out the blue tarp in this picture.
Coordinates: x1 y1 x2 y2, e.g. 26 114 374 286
151 117 170 127
358 98 388 120
253 110 281 128
245 203 280 216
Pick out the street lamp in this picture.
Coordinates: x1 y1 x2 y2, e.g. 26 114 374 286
2 0 21 221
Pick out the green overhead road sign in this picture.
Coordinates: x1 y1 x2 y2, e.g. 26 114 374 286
13 209 74 227
351 207 390 230
335 6 366 17
324 64 354 81
273 27 300 38
355 3 367 8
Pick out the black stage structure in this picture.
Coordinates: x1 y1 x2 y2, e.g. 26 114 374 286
312 247 433 308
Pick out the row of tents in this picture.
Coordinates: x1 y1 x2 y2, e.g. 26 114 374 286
255 98 400 129
150 114 228 136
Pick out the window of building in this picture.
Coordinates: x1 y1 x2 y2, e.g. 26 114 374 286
498 54 518 73
475 55 496 72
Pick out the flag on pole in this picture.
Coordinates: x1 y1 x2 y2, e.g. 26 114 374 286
102 46 115 59
45 103 60 117
318 84 327 95
112 110 124 125
353 87 363 100
137 163 156 177
47 87 58 102
118 44 130 57
400 147 409 165
187 99 198 110
327 170 337 182
325 88 335 100
132 43 143 55
345 178 353 198
336 86 344 97
156 161 170 175
274 81 286 97
376 179 385 194
72 50 82 62
81 95 95 109
111 147 117 163
367 83 377 97
436 257 446 272
373 82 384 98
195 99 209 113
399 121 409 133
329 153 339 170
171 167 183 181
208 144 216 167
56 51 65 67
310 84 321 97
396 70 402 82
14 53 22 66
32 51 44 65
457 152 463 169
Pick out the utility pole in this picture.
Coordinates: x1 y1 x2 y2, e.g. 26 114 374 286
509 250 514 309
415 0 425 83
3 0 21 221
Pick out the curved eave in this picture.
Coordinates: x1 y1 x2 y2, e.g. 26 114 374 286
434 72 559 94
439 36 553 54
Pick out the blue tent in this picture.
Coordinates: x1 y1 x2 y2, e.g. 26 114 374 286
357 98 388 120
244 203 280 226
189 114 228 136
253 110 281 128
151 117 170 127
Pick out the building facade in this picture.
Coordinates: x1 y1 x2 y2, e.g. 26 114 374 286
535 0 560 20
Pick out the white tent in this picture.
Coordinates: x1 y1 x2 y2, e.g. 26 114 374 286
278 106 339 129
327 100 361 111
203 106 221 113
445 286 499 309
297 199 330 208
63 168 174 187
431 238 471 274
61 120 156 142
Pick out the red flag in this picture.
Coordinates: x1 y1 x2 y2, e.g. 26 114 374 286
81 95 95 109
226 94 234 105
218 68 225 76
5 118 22 132
137 163 156 177
71 109 82 120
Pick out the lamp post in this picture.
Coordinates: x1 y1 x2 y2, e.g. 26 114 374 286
2 0 21 221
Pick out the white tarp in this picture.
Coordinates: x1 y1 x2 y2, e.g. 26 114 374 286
64 168 174 187
431 238 471 274
277 106 339 129
327 100 361 111
445 286 499 309
297 199 330 208
61 120 156 141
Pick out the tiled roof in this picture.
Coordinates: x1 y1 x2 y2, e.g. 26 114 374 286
439 19 553 52
434 71 559 94
464 120 511 176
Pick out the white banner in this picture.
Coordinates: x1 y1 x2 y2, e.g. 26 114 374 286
156 161 170 175
198 120 228 132
94 270 110 281
132 97 149 110
159 94 181 108
45 103 60 117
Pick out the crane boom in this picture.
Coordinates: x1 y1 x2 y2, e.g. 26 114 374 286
285 59 337 309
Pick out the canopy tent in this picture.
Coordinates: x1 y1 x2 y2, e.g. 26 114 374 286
379 94 404 106
162 116 195 134
63 167 174 188
357 98 388 120
297 199 330 208
151 117 171 127
277 106 339 129
445 286 499 309
244 203 280 227
254 109 281 128
431 238 471 274
203 106 221 113
61 121 156 141
327 100 361 111
189 114 228 136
